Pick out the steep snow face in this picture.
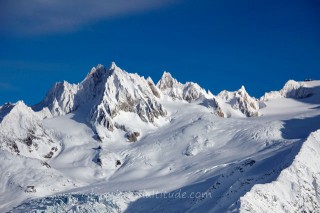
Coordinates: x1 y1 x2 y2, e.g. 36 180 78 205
261 80 314 101
240 130 320 212
0 101 58 160
33 64 110 116
217 86 260 117
34 81 80 116
157 72 212 102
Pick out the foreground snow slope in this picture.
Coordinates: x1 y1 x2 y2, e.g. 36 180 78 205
1 62 320 212
240 130 320 212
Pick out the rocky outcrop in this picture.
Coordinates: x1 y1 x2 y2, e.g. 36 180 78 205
88 63 167 136
157 72 212 102
217 86 260 117
125 131 140 142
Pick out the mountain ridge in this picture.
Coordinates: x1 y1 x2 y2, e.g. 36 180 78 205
1 62 320 212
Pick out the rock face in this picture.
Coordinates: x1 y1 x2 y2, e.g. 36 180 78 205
33 81 80 116
0 101 58 159
217 86 260 117
156 72 261 117
240 130 320 212
261 80 313 101
125 131 140 142
156 72 213 102
89 63 166 131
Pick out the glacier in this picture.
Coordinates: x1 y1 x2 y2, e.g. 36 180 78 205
1 62 320 212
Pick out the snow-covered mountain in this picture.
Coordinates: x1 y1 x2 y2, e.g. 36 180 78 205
217 85 261 117
34 63 166 141
1 62 320 212
0 101 57 159
157 71 212 102
261 79 314 101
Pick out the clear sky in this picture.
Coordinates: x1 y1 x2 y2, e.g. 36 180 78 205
0 0 319 105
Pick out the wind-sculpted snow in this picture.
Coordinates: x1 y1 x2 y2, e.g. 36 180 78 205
240 130 320 212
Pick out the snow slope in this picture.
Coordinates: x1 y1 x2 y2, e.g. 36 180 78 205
1 62 320 212
240 130 320 212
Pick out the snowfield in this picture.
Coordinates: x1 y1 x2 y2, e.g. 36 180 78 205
1 63 320 212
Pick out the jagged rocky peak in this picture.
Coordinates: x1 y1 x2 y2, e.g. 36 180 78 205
157 71 181 90
89 63 167 135
261 80 314 101
84 64 107 85
0 101 58 159
33 61 167 141
33 63 168 140
84 62 119 84
218 86 260 117
0 102 16 122
34 62 119 116
33 80 80 116
157 71 211 102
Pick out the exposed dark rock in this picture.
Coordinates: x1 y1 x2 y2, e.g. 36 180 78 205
148 80 160 98
126 131 140 142
44 151 54 159
41 161 51 168
116 160 121 167
25 186 36 193
114 123 129 132
97 157 102 166
9 141 20 154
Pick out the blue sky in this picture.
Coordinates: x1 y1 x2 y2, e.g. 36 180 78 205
0 0 319 105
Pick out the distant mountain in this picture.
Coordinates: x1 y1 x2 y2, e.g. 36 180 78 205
32 62 264 142
1 62 320 212
261 80 314 101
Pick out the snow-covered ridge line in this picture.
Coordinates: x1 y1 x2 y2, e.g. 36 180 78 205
156 71 213 102
0 101 58 159
1 63 318 129
261 79 315 101
240 129 320 212
2 63 316 123
33 62 267 120
217 85 260 117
